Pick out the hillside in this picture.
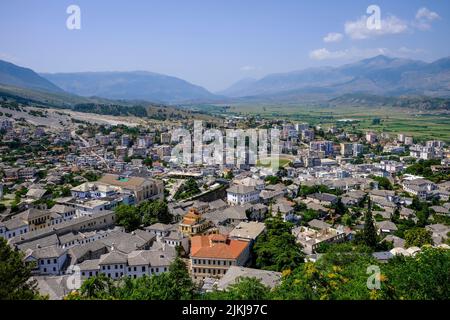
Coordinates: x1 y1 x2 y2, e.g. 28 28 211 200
0 60 64 94
42 71 218 103
0 84 216 121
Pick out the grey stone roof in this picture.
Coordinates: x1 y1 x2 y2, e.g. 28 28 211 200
1 217 28 230
68 241 108 263
99 230 155 254
372 251 394 261
307 193 338 203
127 249 174 267
17 234 59 251
308 219 331 230
376 221 398 231
229 222 266 241
29 245 67 259
50 205 74 214
99 250 128 265
383 235 406 248
227 185 257 195
78 259 100 271
145 223 172 232
217 266 281 290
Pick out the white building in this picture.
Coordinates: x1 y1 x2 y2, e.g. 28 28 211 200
402 178 437 200
0 218 29 240
25 245 68 275
78 247 174 280
226 185 260 205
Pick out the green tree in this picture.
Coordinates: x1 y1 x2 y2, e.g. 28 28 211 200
139 200 172 226
265 175 281 185
143 157 153 167
76 273 115 300
362 199 378 248
404 228 433 248
174 178 201 200
384 247 450 300
0 238 43 300
115 204 141 232
332 198 347 216
166 257 196 300
253 216 304 272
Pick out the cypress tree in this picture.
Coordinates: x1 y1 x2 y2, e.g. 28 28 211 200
363 197 378 248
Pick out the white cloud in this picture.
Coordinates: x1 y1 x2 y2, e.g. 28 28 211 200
309 47 425 61
240 65 262 72
416 7 440 21
309 47 389 60
323 32 343 43
0 53 19 63
345 14 409 40
240 65 259 72
414 7 440 30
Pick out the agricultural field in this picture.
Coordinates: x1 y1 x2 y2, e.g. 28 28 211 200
225 104 450 143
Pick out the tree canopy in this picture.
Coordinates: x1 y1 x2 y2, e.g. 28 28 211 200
253 216 304 272
0 238 44 300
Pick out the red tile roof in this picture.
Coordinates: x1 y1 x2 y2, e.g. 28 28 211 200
191 234 249 260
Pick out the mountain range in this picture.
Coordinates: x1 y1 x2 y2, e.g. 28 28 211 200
0 55 449 105
41 71 217 103
221 55 450 100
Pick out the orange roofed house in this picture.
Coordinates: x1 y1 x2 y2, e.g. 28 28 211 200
179 208 212 236
190 234 250 281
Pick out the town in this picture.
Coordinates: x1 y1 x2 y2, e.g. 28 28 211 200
0 110 449 300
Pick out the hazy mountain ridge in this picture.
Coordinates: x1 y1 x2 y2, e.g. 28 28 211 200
41 71 217 103
222 55 450 99
0 60 64 94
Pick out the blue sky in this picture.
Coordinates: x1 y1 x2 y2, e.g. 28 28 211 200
0 0 449 91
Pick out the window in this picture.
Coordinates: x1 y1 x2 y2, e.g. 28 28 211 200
54 259 57 264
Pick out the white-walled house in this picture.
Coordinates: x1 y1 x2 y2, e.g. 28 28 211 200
77 247 175 280
226 185 260 205
0 218 29 240
24 245 68 275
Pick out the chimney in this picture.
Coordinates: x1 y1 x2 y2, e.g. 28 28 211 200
111 242 115 251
